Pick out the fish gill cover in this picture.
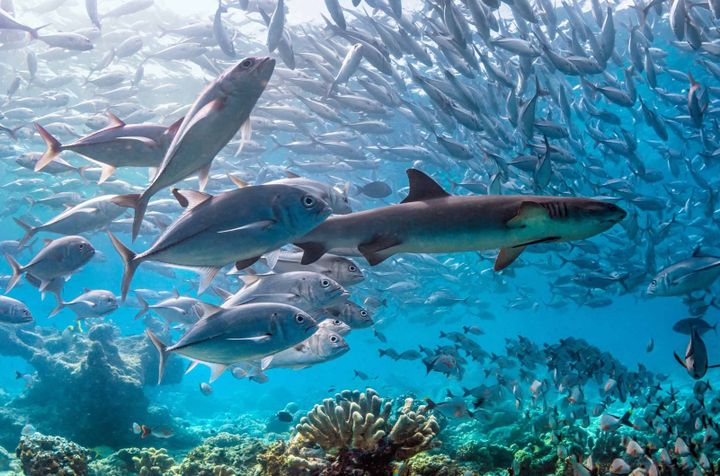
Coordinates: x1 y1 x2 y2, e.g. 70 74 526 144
0 0 717 474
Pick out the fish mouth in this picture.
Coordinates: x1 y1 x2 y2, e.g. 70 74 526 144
305 323 318 334
255 57 276 85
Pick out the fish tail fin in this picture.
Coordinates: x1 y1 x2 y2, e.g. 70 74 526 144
15 371 21 379
107 232 139 302
13 217 37 246
29 24 49 40
33 123 62 171
619 410 633 427
9 125 22 140
110 193 148 242
4 253 23 293
145 329 169 385
378 349 386 357
134 295 149 320
48 300 65 318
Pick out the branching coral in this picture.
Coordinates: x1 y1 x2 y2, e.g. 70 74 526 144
288 388 441 474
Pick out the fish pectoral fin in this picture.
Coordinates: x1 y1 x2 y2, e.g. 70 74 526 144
494 246 526 272
226 334 272 342
506 201 549 229
197 163 212 192
235 256 261 271
184 97 226 133
237 293 297 304
99 164 116 184
217 220 276 234
673 351 688 370
358 235 401 266
295 242 327 265
78 300 96 307
260 355 274 370
185 360 200 375
172 188 212 209
197 267 221 295
707 364 720 369
207 362 227 383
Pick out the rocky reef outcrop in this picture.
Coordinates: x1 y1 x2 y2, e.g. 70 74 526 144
0 323 187 450
16 433 90 476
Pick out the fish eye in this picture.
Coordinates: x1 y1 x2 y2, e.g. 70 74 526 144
360 310 368 317
650 280 657 286
321 279 330 287
348 265 357 272
79 243 84 249
333 319 341 325
241 59 254 68
295 314 305 323
330 335 338 343
302 195 315 208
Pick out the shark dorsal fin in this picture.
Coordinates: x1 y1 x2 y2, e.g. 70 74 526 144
401 169 451 204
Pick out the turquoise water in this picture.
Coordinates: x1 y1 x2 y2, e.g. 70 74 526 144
0 0 718 474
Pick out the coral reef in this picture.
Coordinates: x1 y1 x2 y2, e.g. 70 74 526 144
16 433 89 476
0 324 187 449
175 432 267 476
278 388 441 475
88 447 176 476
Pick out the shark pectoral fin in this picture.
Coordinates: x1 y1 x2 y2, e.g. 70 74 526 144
358 235 401 266
673 351 688 370
197 163 212 192
197 267 221 295
507 201 548 229
172 188 212 209
99 164 116 184
494 246 526 271
707 364 720 369
264 249 281 270
235 256 261 271
295 242 327 265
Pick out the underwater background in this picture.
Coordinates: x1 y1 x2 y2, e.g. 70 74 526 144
0 0 718 474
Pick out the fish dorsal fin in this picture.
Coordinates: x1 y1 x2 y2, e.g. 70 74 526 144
692 246 704 258
285 170 300 179
166 116 184 137
171 188 212 209
401 169 450 203
106 112 126 128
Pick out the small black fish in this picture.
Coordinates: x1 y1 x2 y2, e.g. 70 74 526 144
358 181 392 198
276 411 293 422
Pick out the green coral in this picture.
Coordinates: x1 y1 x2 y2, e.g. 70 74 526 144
175 432 266 476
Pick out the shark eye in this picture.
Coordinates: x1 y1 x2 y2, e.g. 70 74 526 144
321 279 330 288
295 314 305 323
241 58 254 68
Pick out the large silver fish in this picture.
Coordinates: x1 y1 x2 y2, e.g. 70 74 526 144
146 302 317 383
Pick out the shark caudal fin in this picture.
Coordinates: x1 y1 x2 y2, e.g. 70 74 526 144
107 232 139 302
110 193 149 242
33 123 62 171
145 329 169 385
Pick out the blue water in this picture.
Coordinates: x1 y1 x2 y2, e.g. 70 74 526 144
0 0 718 474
